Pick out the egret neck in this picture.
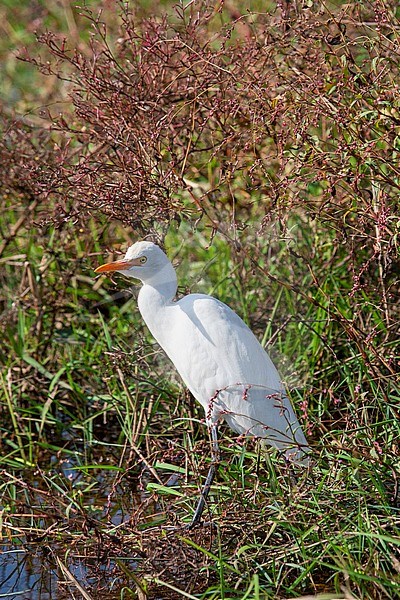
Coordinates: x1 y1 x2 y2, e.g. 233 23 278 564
137 261 177 331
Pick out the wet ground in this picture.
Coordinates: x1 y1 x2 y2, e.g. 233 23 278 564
0 442 213 599
1 545 100 599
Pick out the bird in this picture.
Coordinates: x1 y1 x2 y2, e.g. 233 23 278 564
95 241 309 527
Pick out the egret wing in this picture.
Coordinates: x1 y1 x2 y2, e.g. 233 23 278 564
155 294 307 454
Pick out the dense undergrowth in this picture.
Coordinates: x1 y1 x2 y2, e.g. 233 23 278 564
0 1 399 598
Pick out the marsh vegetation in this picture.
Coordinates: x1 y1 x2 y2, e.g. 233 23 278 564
0 1 399 598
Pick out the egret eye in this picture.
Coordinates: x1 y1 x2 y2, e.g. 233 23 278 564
139 256 147 264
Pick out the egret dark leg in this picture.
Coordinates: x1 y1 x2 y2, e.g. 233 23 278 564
187 425 219 529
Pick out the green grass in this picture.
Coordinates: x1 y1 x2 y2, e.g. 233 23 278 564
0 214 399 599
1 1 400 598
1 214 398 597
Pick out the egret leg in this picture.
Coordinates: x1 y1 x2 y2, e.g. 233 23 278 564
187 425 219 529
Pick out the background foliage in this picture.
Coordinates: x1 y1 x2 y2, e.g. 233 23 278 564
0 1 399 599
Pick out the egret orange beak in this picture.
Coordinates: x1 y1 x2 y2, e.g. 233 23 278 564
94 258 140 274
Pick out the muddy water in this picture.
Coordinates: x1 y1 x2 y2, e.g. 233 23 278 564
1 546 67 599
0 446 162 599
0 543 141 599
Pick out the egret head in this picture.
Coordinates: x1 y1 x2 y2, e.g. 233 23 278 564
95 241 170 282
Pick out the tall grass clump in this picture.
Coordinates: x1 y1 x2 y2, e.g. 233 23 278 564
0 1 399 598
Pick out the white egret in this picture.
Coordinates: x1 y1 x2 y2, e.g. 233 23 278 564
95 241 309 527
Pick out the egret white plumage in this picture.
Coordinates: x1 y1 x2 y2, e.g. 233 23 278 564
95 241 309 527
